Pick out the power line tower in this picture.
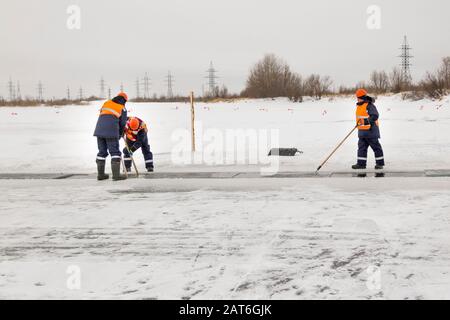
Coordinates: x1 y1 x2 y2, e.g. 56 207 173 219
79 87 84 100
108 87 112 100
205 61 219 96
8 77 15 101
16 81 21 100
166 71 174 98
399 35 413 85
67 87 71 100
99 77 106 99
120 83 124 93
142 72 151 99
135 77 141 99
37 81 44 101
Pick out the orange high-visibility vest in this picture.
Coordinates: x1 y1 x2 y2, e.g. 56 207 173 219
356 103 379 131
99 100 125 118
125 118 148 141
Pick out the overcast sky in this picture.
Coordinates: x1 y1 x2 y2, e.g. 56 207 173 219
1 0 450 99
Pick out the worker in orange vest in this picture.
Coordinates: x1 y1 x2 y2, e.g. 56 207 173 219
93 92 128 181
123 117 154 172
352 89 385 172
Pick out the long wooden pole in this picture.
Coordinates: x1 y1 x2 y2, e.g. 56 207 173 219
190 91 196 152
122 136 139 177
121 158 128 178
315 125 358 174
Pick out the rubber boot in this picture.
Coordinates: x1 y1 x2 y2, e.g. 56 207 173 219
111 159 127 181
375 165 385 178
352 164 367 177
147 166 154 172
96 160 109 181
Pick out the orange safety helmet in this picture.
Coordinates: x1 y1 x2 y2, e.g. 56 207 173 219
356 88 367 98
117 92 128 101
128 117 140 130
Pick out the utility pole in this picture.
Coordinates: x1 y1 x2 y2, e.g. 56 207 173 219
399 35 413 86
205 61 218 96
166 71 174 99
37 81 44 101
99 76 106 99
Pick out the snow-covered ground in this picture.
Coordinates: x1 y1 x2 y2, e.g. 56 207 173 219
1 177 450 299
1 95 450 300
1 94 449 173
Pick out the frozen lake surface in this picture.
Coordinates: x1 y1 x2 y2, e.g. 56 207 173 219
1 177 450 299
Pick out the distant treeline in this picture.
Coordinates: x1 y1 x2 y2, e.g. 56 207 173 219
338 56 450 101
0 97 95 107
0 93 242 107
241 54 450 102
2 55 449 107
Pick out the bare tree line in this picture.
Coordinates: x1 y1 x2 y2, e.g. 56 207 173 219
339 57 450 99
418 57 450 99
241 54 333 102
243 53 450 101
2 55 449 106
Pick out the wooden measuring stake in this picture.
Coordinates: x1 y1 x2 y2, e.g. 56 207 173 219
190 91 196 152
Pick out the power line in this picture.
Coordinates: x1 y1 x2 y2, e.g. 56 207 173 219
205 61 219 96
8 77 15 101
37 81 44 101
16 81 21 100
135 77 140 99
99 77 106 99
399 35 413 84
165 71 174 98
142 72 151 99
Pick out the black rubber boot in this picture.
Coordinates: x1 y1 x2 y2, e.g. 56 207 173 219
96 160 109 181
147 167 154 172
126 167 132 173
375 165 385 177
352 164 367 177
111 159 127 181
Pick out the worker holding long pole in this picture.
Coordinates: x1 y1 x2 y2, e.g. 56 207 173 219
122 116 154 175
352 89 385 172
316 88 385 176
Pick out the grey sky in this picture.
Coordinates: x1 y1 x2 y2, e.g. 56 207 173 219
1 0 450 99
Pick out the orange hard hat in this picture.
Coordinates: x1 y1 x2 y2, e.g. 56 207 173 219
128 117 140 130
117 92 128 101
356 89 367 98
